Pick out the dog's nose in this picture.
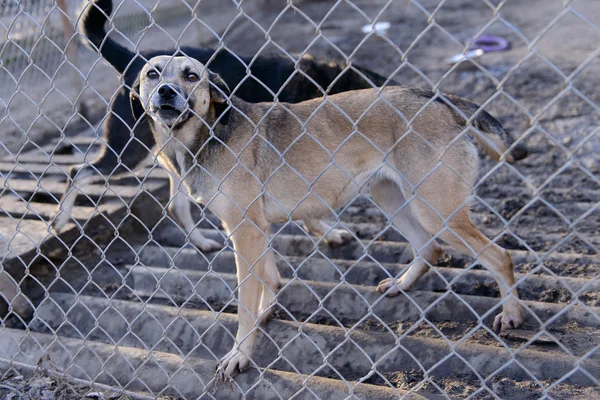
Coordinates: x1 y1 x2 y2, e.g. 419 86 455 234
158 85 176 99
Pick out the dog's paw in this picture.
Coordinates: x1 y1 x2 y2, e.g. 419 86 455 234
324 228 353 247
376 277 411 297
217 348 250 379
493 308 524 332
189 233 223 253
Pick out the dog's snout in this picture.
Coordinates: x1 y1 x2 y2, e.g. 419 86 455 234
158 85 176 99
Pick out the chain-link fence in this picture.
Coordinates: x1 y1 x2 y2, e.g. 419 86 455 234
0 0 599 398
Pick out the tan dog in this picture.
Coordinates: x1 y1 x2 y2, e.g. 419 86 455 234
131 56 524 377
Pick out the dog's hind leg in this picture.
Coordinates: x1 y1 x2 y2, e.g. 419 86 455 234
51 163 101 232
52 139 129 232
303 218 353 247
409 188 523 332
436 209 523 331
372 180 442 296
167 175 222 253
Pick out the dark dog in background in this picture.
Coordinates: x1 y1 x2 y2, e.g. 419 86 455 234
51 0 392 251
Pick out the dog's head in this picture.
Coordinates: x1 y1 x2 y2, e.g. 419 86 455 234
130 56 231 129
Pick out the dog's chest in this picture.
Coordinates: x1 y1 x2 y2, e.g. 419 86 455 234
153 130 193 174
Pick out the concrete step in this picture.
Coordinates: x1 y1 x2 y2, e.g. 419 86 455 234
2 177 166 202
0 197 122 222
0 161 171 182
127 265 600 330
162 202 598 245
0 328 418 399
0 162 72 179
150 225 413 264
148 227 600 273
29 293 600 386
135 245 600 304
476 185 600 204
6 153 98 165
37 135 103 154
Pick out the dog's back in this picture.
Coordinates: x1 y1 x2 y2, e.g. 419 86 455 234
204 86 513 222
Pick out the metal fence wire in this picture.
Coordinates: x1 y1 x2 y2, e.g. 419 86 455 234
0 0 599 398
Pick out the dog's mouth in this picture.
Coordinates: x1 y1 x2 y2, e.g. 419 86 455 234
151 103 191 128
153 104 185 127
157 104 182 115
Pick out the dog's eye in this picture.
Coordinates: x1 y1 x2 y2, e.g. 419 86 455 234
147 70 159 79
186 73 199 82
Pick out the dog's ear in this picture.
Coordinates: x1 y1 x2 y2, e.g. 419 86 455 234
129 74 146 122
209 71 231 125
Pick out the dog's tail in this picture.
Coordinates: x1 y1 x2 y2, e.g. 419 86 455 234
79 0 136 73
445 94 528 163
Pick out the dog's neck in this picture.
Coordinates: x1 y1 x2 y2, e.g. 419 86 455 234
150 97 245 196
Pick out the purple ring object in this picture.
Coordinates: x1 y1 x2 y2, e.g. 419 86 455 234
470 35 510 53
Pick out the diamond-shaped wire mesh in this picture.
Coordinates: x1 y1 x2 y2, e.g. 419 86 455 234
0 0 599 398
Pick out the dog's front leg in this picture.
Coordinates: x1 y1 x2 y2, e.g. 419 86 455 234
167 175 222 253
218 218 273 378
256 249 282 326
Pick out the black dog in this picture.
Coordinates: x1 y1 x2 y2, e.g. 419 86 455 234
52 0 392 251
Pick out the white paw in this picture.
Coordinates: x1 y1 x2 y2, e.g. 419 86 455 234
493 306 524 332
376 276 411 297
324 228 353 247
189 232 223 253
217 347 251 378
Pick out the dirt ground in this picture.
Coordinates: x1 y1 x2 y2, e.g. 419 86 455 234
0 0 599 398
0 372 130 400
0 369 167 400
